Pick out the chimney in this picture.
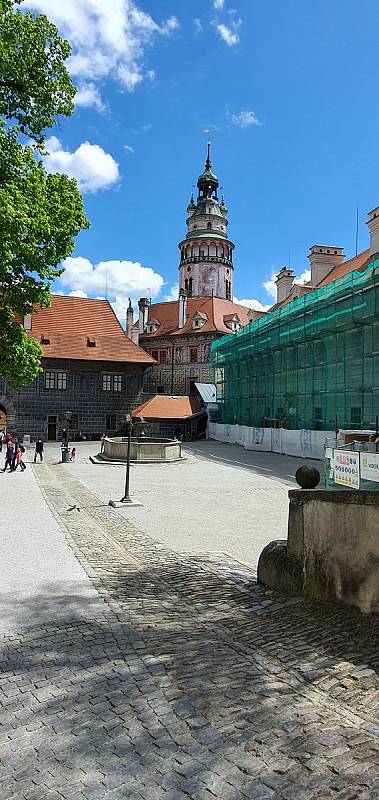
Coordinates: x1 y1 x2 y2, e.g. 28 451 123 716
275 267 294 304
23 313 32 331
308 245 344 286
178 288 187 329
138 297 149 334
367 207 379 255
125 298 134 339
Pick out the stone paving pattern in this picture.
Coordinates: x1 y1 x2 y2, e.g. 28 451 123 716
0 461 378 799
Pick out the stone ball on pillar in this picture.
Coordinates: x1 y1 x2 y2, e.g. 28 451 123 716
295 465 320 489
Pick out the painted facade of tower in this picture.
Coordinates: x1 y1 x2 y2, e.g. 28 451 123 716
178 144 234 301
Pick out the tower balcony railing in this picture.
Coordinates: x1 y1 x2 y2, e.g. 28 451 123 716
180 255 233 267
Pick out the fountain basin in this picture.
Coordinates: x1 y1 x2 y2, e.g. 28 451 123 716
102 436 182 463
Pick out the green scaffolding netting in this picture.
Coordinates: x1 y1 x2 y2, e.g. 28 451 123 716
210 258 379 431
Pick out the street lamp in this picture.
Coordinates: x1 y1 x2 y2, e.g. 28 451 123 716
109 413 142 507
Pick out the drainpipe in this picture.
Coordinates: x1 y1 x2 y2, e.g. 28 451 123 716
170 339 175 395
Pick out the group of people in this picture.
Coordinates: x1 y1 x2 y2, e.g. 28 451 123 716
0 429 77 473
0 432 26 472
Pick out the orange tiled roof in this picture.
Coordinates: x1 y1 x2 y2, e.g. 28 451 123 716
316 249 369 287
140 296 251 339
132 395 202 419
28 295 154 363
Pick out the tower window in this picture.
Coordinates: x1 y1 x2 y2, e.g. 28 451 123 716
207 222 212 230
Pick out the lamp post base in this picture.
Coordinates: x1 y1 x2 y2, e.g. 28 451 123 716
108 499 143 508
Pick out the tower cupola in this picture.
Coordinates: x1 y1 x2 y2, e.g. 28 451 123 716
178 142 235 301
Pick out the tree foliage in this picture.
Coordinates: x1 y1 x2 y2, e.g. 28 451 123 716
0 0 89 388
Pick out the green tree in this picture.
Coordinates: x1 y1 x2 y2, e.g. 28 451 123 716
0 0 89 388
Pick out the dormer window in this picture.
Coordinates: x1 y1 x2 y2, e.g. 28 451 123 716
191 312 207 330
224 313 241 332
146 318 159 334
87 337 96 347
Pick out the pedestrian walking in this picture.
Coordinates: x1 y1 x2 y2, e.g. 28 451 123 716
11 437 19 472
70 447 76 462
100 432 106 453
61 429 68 447
2 442 14 472
14 446 26 472
0 429 4 453
34 439 44 462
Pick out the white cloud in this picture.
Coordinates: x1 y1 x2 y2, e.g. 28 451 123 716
44 136 119 193
124 144 135 153
231 110 260 128
75 82 105 111
164 284 179 302
263 271 277 301
296 269 311 285
146 69 155 81
234 297 270 312
58 256 164 316
215 20 241 46
213 0 225 8
23 1 179 94
194 18 203 34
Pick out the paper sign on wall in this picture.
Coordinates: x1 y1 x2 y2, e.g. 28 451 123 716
334 450 360 489
360 452 379 483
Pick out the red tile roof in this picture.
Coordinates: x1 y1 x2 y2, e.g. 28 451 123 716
316 249 369 287
140 296 251 339
132 395 202 419
28 295 154 363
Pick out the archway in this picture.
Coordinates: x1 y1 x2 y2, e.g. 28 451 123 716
0 404 7 431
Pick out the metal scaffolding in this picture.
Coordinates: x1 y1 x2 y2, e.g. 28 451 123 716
210 257 379 431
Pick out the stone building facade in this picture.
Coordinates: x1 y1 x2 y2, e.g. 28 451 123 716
128 144 260 395
0 296 153 440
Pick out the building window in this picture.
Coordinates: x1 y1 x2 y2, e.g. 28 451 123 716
45 371 55 389
44 370 68 390
106 414 117 431
350 407 362 427
157 385 164 394
159 350 167 365
190 347 198 363
152 350 159 361
101 374 122 392
57 372 67 390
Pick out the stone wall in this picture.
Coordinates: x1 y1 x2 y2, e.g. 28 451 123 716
258 489 379 614
0 359 148 441
141 332 216 395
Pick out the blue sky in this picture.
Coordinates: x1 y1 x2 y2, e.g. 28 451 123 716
25 0 379 318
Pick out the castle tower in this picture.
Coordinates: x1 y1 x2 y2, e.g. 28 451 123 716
178 142 234 300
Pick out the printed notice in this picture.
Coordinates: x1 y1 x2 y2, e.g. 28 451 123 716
334 450 360 489
360 452 379 483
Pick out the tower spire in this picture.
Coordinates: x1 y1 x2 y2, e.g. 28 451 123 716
205 139 211 171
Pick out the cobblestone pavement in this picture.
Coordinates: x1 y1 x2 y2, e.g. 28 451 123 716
0 461 378 799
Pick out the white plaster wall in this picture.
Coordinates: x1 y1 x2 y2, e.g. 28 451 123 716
208 423 333 460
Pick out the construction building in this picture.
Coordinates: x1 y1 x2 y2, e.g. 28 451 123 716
210 208 379 432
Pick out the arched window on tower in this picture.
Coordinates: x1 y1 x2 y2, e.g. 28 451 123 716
207 221 212 230
185 278 188 292
225 280 231 300
188 277 193 297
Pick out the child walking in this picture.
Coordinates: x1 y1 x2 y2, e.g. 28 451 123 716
14 445 26 471
70 447 76 462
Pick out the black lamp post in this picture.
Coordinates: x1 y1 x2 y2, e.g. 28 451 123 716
109 412 142 507
121 413 133 504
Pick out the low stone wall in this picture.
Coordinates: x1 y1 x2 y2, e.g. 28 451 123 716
102 436 182 463
258 489 379 614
